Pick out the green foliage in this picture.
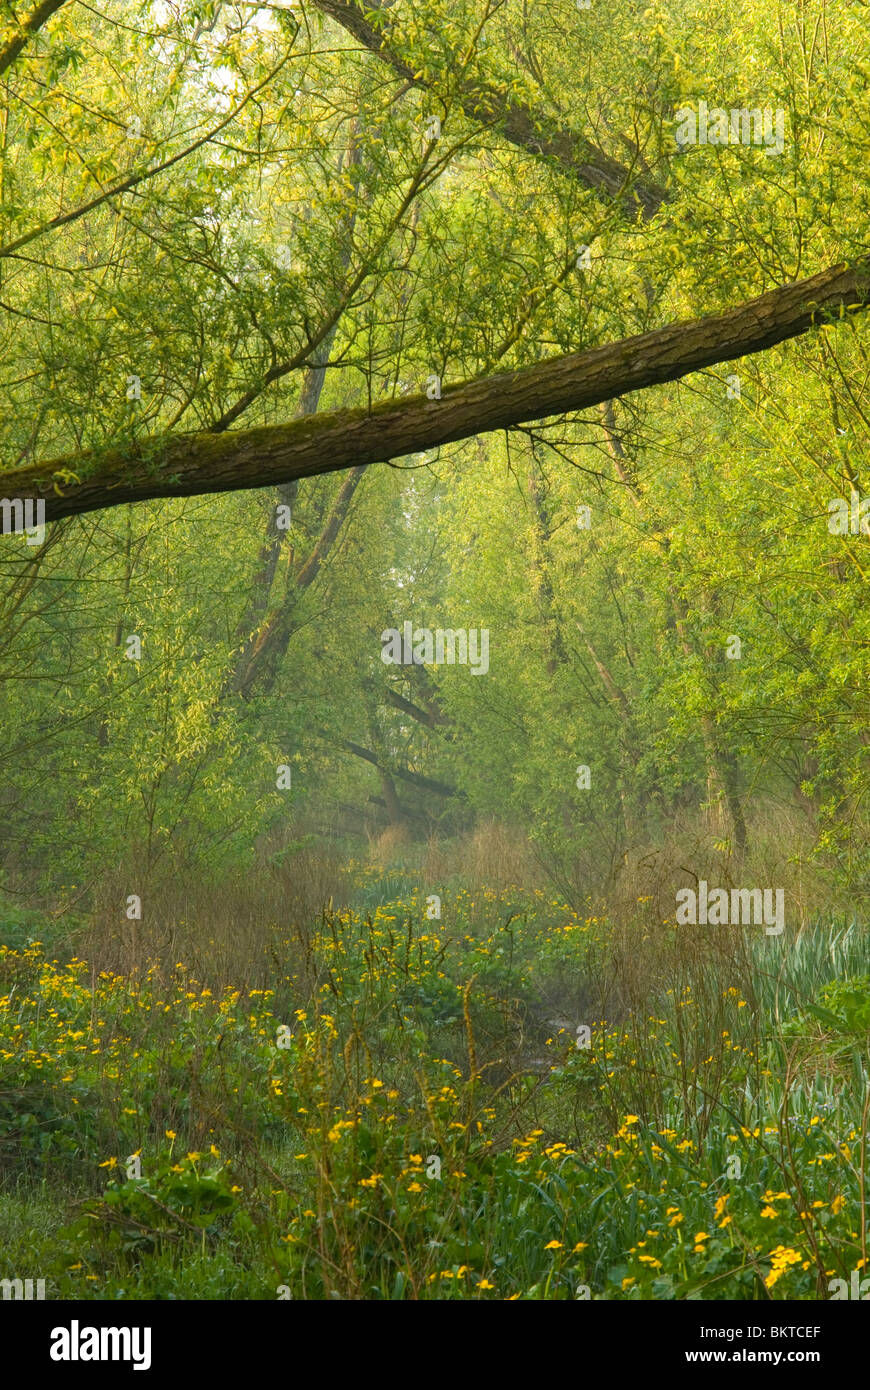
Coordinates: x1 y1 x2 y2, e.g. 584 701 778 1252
1 889 867 1300
807 977 870 1036
65 1153 242 1261
1 0 869 1306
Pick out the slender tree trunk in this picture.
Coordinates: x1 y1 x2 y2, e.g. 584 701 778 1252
600 400 747 859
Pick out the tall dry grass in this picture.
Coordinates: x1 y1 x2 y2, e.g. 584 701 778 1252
77 843 349 990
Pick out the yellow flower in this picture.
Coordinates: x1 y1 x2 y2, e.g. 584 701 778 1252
478 1279 495 1290
406 1182 423 1193
165 1129 176 1140
572 1242 588 1252
831 1194 846 1215
97 1156 118 1169
764 1245 802 1289
760 1206 778 1219
544 1240 563 1250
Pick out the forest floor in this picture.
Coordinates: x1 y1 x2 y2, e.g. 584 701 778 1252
1 865 868 1300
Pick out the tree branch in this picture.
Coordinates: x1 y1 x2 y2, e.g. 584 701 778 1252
4 256 869 522
227 466 366 698
0 0 68 78
319 728 461 798
295 465 365 588
311 0 666 220
384 686 451 728
0 52 293 260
